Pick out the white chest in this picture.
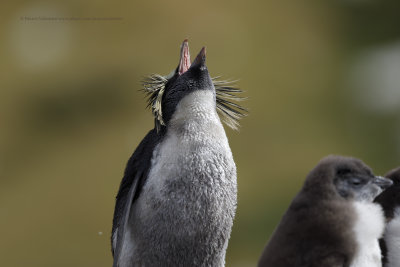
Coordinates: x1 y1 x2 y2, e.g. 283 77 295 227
350 201 385 267
144 90 234 195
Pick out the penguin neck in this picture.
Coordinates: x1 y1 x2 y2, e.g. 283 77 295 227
166 90 225 140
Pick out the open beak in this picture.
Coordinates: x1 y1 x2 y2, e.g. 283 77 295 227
191 46 206 67
178 39 207 75
178 39 191 75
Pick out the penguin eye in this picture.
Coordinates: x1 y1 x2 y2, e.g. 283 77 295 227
350 177 362 186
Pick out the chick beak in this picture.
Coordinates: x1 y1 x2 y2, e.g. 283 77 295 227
373 176 393 190
178 39 191 75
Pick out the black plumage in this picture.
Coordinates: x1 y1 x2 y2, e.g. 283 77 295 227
111 129 162 259
375 167 400 220
375 167 400 267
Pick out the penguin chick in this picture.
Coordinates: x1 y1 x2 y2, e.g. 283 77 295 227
375 167 400 267
111 40 246 267
258 155 392 267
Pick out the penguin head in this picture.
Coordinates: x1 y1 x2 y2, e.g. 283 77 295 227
161 44 213 128
331 158 393 202
304 155 392 201
374 167 400 220
142 40 246 132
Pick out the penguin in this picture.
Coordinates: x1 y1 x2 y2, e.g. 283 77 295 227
111 40 246 267
258 155 393 267
374 167 400 267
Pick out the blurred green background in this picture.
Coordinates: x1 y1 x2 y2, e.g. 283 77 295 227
1 0 400 266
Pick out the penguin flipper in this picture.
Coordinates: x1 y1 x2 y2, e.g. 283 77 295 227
112 174 140 267
111 129 161 265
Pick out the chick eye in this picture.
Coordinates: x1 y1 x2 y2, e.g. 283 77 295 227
350 178 362 186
